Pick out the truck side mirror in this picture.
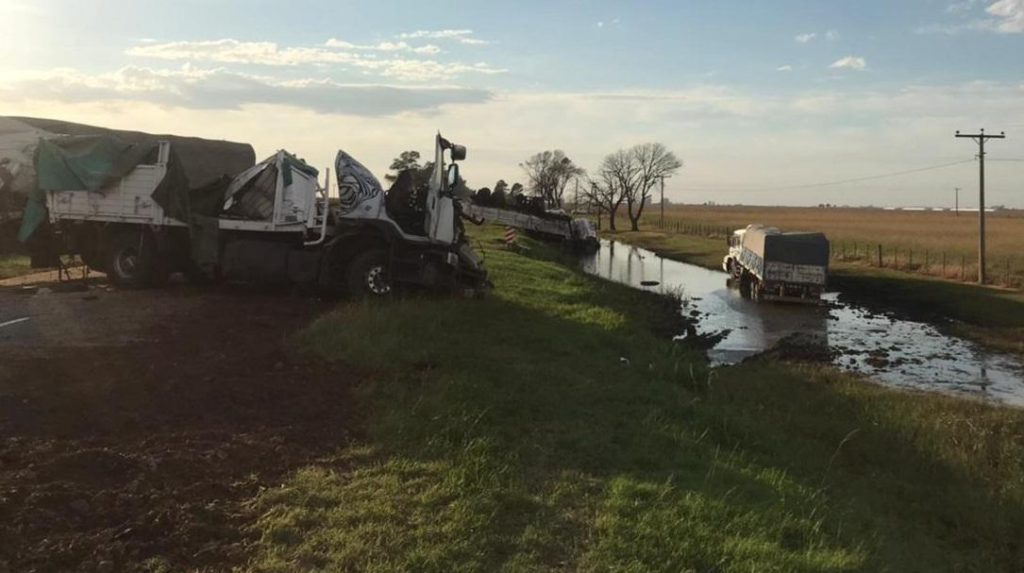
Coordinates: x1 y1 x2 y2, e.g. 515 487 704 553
450 144 466 161
446 163 460 188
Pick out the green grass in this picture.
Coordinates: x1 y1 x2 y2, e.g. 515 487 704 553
0 254 32 279
606 228 1024 355
244 226 1024 572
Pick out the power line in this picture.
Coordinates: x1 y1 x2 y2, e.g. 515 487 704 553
676 158 976 193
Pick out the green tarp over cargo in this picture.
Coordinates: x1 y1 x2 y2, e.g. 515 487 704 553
17 135 190 242
2 117 255 242
8 117 255 191
282 153 319 186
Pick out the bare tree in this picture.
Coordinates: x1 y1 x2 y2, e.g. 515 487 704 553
623 143 682 231
582 153 629 230
584 144 681 231
520 150 585 209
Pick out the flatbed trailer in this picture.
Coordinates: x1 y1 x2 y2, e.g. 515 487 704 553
464 203 598 251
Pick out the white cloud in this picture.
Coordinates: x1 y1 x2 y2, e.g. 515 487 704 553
987 0 1024 32
0 65 492 116
127 39 359 66
829 56 867 71
125 39 504 82
919 0 1023 34
946 0 982 13
796 30 839 43
776 65 794 72
323 38 442 55
398 29 489 45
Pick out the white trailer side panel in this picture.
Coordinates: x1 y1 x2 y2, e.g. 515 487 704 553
45 141 185 227
764 262 827 285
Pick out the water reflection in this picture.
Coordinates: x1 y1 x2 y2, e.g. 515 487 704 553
582 240 1024 407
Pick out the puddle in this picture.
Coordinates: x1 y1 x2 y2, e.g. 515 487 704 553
582 240 1024 407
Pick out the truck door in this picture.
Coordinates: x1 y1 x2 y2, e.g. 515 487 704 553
425 134 455 245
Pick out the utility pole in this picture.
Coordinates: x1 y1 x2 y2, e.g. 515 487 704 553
659 176 665 228
955 129 1005 284
954 187 959 216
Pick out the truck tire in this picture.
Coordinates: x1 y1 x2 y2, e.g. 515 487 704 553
346 249 392 297
739 271 752 299
104 231 167 288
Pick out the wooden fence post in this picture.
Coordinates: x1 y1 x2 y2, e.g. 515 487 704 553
877 244 883 267
942 252 946 277
961 254 965 281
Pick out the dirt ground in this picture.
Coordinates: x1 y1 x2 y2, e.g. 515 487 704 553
0 274 353 572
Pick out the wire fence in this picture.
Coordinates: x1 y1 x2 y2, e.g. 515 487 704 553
646 217 1023 290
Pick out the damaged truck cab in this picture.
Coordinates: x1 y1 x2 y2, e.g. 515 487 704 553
325 134 486 296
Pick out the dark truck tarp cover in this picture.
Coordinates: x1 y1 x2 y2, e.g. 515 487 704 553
1 116 255 241
762 232 830 267
9 117 255 191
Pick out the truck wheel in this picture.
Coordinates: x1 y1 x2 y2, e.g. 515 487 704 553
739 271 752 299
105 231 166 288
346 249 392 297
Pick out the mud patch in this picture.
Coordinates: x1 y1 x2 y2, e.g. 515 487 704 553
0 285 355 572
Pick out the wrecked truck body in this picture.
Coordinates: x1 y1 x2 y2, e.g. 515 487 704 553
0 116 487 296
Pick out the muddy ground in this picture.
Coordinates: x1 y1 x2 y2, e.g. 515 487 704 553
0 275 352 572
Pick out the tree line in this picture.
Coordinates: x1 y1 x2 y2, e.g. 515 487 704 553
386 142 682 231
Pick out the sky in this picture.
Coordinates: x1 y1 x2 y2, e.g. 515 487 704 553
2 0 1023 207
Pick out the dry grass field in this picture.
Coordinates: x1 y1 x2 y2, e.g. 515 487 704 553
639 205 1024 287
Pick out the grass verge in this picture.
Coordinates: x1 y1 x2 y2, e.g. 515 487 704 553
0 254 32 279
245 226 1024 572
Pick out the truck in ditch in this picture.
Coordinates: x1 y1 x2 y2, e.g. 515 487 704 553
722 224 829 303
0 116 487 296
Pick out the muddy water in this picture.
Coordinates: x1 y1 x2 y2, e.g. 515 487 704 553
582 240 1024 407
